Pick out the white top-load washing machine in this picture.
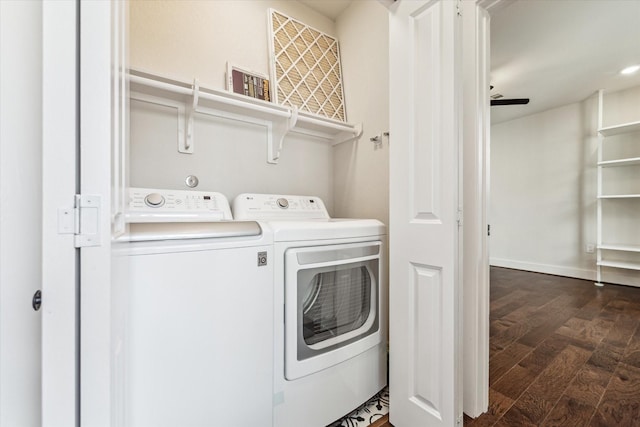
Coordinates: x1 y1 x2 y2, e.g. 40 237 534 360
233 194 387 427
113 188 274 427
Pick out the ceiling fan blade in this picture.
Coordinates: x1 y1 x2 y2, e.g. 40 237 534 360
491 98 530 106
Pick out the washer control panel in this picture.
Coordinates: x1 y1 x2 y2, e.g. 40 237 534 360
232 193 329 220
276 198 289 209
126 188 233 223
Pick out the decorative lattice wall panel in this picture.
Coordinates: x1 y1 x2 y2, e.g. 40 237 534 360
268 10 346 122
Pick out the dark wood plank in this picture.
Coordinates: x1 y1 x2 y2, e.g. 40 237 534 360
489 342 533 386
590 363 640 426
622 320 640 369
602 314 639 349
557 316 616 349
368 414 391 427
465 389 514 427
490 321 531 357
587 342 625 373
517 307 580 348
491 300 527 320
491 364 539 401
574 287 620 321
540 396 596 426
502 345 591 425
563 363 612 407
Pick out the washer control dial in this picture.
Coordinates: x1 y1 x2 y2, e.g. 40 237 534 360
276 198 289 209
144 193 165 208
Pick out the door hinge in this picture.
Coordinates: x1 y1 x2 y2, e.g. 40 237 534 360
457 209 463 227
58 195 102 247
456 0 462 16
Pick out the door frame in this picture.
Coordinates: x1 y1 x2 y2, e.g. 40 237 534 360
78 1 115 424
461 0 490 418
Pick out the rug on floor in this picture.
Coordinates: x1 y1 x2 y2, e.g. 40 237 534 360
327 386 389 427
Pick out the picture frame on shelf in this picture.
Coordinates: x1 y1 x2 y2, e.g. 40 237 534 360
226 62 271 102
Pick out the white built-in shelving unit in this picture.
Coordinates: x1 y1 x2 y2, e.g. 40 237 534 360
127 69 362 164
595 89 640 286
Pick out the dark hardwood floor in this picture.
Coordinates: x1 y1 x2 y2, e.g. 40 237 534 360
370 415 391 427
465 267 640 426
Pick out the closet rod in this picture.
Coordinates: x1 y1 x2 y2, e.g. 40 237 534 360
128 74 291 119
297 114 358 134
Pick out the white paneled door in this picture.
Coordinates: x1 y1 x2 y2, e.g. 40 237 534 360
388 1 462 426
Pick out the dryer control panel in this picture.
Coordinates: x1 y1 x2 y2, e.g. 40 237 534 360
126 188 233 223
233 193 330 220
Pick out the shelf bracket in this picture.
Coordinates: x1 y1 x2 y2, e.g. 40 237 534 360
180 79 199 154
268 105 299 164
332 123 363 146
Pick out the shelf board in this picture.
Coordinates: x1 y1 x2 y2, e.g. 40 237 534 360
294 111 362 140
598 120 640 136
127 69 362 162
599 244 640 253
128 69 359 137
598 194 640 199
129 71 292 122
598 157 640 168
598 260 640 271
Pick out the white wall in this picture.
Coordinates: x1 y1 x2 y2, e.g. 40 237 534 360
333 1 390 225
128 0 342 212
602 85 640 127
130 0 336 91
0 2 43 425
129 101 335 209
490 86 640 287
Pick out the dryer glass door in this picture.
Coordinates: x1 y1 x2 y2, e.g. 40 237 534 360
301 264 374 348
284 241 382 380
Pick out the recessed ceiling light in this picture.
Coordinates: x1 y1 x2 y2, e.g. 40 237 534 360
620 65 640 75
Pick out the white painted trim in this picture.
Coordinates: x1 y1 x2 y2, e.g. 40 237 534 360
41 1 78 425
79 1 115 424
490 258 597 281
462 1 490 418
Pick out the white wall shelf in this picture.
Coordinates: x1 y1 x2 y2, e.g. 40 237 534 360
599 244 640 253
127 69 363 164
598 157 640 168
598 260 640 271
598 194 640 199
598 120 640 136
595 89 640 286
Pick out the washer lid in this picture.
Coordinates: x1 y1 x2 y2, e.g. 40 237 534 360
123 221 262 242
269 218 386 242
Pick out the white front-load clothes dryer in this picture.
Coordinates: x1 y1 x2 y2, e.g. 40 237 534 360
233 194 387 427
112 188 274 427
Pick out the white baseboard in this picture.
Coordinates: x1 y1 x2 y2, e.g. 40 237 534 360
489 258 596 281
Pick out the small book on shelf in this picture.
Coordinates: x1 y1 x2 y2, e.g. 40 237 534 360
226 62 271 102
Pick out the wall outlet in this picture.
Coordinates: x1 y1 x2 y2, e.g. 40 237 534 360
586 243 595 253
